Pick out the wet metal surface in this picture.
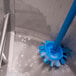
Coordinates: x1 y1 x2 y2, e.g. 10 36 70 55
7 31 75 76
0 32 11 76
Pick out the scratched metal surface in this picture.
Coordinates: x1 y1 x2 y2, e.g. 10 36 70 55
6 30 75 76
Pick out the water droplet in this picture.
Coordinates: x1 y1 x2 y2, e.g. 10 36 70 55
21 38 24 42
30 63 33 67
21 54 24 58
28 37 31 40
24 72 30 76
25 64 28 67
18 35 21 38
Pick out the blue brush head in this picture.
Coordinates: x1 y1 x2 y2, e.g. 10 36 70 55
39 40 71 67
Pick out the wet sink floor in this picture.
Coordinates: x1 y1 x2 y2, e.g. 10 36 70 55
6 28 75 76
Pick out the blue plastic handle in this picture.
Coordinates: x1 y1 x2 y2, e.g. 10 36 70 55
53 0 76 50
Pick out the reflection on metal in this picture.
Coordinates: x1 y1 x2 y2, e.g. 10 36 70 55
0 13 10 68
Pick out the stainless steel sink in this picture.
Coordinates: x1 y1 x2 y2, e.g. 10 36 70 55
4 28 76 76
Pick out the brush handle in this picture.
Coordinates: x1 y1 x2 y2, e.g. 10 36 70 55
54 0 76 50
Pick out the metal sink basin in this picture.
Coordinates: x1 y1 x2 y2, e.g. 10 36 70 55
3 27 75 76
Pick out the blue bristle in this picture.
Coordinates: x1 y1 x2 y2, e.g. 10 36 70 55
50 61 53 67
63 55 67 59
63 48 70 53
40 52 46 58
45 40 50 43
39 45 44 50
43 58 49 63
60 58 66 65
41 42 45 45
55 61 61 67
